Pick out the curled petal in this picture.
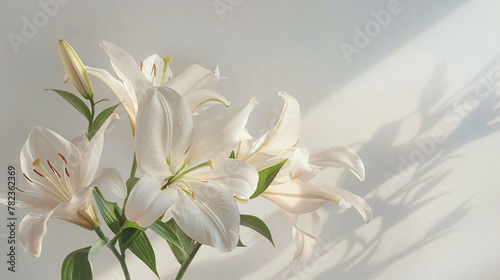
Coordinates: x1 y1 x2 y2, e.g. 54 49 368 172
189 98 258 165
125 175 179 228
90 168 127 199
331 186 372 222
0 191 58 210
100 41 152 101
282 211 320 261
135 87 193 177
250 92 301 156
19 210 55 257
86 66 137 128
190 158 258 200
289 148 319 183
308 146 365 181
166 64 221 98
184 88 230 115
171 181 240 252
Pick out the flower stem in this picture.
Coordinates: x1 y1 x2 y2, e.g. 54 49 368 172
175 242 202 280
87 97 96 140
95 227 131 280
130 153 137 178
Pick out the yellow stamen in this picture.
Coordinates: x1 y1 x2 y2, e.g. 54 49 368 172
209 159 215 169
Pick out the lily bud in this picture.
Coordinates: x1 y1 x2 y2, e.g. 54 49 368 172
58 39 94 99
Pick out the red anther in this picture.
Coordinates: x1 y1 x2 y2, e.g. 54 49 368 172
34 169 45 177
185 146 190 155
192 191 195 200
23 173 33 183
16 188 26 193
140 62 144 71
65 168 70 178
58 153 68 164
292 138 300 147
153 64 157 76
47 160 61 178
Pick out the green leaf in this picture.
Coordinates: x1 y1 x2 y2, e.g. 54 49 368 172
93 190 123 234
87 103 119 139
240 214 274 246
128 231 159 278
166 219 193 264
237 239 246 247
126 177 140 196
150 220 183 251
94 98 109 105
61 247 93 280
46 89 92 122
88 239 107 262
118 221 145 252
229 150 235 159
250 159 288 199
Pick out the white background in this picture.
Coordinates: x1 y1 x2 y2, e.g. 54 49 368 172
1 0 500 279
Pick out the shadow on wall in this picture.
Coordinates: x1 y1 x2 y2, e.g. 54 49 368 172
273 55 500 280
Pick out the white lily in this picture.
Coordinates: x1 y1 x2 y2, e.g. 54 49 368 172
86 41 229 131
124 86 258 252
0 114 126 257
238 92 372 261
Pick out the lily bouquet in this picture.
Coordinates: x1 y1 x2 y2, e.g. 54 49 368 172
2 40 372 279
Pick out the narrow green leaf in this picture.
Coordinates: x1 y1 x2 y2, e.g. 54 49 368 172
169 242 188 264
166 219 193 264
126 177 140 196
88 239 107 262
237 239 246 247
46 89 92 122
61 247 93 280
240 214 274 246
250 159 288 199
118 221 145 252
87 103 119 139
94 98 109 105
128 231 159 278
150 220 183 251
229 150 235 159
93 190 123 234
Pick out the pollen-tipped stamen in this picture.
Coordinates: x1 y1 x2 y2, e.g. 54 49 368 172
160 56 172 84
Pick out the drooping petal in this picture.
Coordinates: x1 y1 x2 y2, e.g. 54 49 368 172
135 87 193 177
125 175 179 228
183 88 230 115
171 181 240 252
0 191 58 210
21 126 82 198
188 98 258 165
86 66 137 127
282 210 320 261
250 92 301 156
289 148 319 183
71 113 120 189
262 181 328 214
19 210 55 257
189 158 258 200
90 168 127 199
330 186 372 222
308 146 365 181
100 41 152 101
166 64 221 98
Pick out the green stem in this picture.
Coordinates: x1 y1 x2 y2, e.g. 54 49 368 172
130 153 137 178
87 98 96 140
95 227 131 280
175 242 202 280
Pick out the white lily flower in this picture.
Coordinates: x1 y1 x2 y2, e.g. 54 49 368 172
238 92 371 261
124 86 258 252
0 114 126 257
86 41 229 131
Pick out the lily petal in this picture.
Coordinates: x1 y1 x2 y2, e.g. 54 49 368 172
100 41 152 101
262 181 328 214
19 210 55 257
289 148 319 183
171 181 240 252
141 54 172 86
90 168 127 199
125 175 179 228
282 210 320 261
190 158 258 200
330 186 372 222
166 64 221 98
0 191 58 210
250 92 301 156
188 98 258 165
308 146 365 181
183 88 230 115
86 66 137 128
135 86 193 177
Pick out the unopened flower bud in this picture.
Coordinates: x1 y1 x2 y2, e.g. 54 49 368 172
58 39 94 99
